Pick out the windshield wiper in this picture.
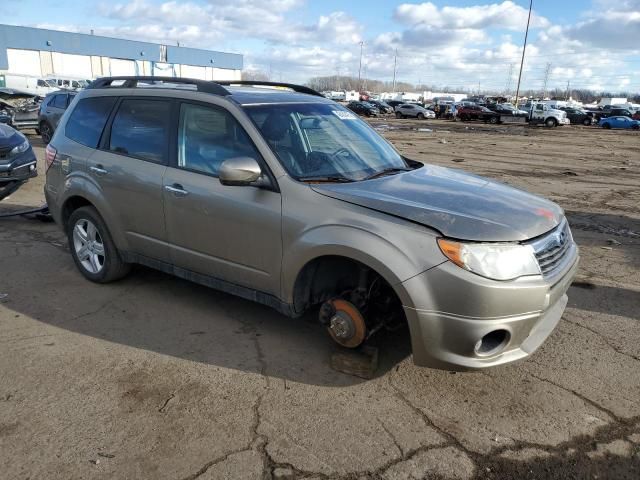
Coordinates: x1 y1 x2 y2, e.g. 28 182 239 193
362 167 411 181
298 175 354 183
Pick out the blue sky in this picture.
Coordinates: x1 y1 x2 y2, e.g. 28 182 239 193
6 0 640 93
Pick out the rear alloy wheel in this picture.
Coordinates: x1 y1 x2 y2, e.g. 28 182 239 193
40 123 53 144
583 117 592 126
67 206 130 283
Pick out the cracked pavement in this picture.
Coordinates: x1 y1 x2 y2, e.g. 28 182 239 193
1 126 639 479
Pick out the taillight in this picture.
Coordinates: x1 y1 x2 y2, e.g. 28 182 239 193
45 144 57 172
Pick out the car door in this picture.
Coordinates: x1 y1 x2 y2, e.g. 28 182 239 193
87 97 171 262
162 101 282 296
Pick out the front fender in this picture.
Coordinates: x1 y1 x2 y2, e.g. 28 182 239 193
281 222 444 308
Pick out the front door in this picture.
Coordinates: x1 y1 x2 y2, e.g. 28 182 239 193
87 97 171 261
162 101 282 296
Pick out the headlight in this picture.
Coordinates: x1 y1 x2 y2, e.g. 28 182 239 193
10 139 30 156
437 238 541 281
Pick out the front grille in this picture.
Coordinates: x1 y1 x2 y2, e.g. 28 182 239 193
530 220 572 276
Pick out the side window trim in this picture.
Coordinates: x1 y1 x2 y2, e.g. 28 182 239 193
99 96 173 166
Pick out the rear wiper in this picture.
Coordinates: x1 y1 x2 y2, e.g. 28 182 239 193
362 167 411 181
298 175 354 183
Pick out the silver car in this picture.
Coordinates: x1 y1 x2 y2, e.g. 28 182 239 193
44 77 579 370
395 103 435 119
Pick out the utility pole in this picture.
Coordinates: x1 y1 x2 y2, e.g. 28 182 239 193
392 49 398 92
478 81 481 95
542 62 552 99
514 0 533 108
357 41 365 90
565 80 571 101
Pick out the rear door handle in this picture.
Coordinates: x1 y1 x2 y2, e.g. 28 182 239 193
89 165 108 176
164 184 189 197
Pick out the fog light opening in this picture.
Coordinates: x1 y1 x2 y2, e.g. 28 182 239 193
475 329 510 356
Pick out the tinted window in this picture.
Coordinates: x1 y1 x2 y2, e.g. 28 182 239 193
178 103 261 176
108 99 171 163
37 80 47 87
65 96 117 148
51 94 67 109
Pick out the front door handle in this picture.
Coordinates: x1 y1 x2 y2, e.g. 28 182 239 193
164 184 189 197
89 165 108 176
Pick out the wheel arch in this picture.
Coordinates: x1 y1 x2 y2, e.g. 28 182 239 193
58 179 128 250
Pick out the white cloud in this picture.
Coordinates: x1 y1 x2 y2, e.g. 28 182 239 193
394 1 549 30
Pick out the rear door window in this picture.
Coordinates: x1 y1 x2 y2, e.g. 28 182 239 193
108 98 171 164
51 94 67 109
65 96 117 148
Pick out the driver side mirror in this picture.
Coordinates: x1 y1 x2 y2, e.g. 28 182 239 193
219 156 266 187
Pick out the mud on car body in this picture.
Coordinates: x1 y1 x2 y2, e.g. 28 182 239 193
44 77 579 370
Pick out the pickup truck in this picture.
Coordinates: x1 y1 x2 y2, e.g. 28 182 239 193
526 103 570 127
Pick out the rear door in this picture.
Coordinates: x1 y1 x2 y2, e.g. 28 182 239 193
162 101 282 295
48 93 68 128
87 97 171 261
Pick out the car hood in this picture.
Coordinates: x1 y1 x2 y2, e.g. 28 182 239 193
0 123 23 149
311 164 563 242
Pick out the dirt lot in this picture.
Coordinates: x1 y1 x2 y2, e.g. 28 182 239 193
1 120 639 479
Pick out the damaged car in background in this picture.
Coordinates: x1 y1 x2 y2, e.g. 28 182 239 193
0 88 44 133
0 122 37 201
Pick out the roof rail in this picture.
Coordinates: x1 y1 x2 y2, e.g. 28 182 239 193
214 81 323 97
87 76 231 96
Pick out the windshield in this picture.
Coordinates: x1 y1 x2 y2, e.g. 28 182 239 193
244 103 407 181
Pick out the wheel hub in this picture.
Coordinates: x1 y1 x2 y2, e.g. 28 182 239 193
329 311 355 339
321 299 367 349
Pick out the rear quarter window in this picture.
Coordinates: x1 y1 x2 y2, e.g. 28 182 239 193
65 96 117 148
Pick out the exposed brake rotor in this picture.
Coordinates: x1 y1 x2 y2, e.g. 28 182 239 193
322 298 367 349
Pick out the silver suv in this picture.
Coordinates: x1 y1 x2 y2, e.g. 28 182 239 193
44 77 579 370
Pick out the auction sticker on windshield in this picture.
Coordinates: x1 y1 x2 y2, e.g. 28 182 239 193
333 110 358 120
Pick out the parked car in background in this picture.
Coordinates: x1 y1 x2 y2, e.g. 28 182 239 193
489 103 528 117
0 123 37 201
599 116 640 130
395 103 434 119
347 101 379 117
0 88 43 132
558 107 594 126
457 105 501 123
44 76 579 370
38 91 77 143
368 100 394 114
385 100 405 111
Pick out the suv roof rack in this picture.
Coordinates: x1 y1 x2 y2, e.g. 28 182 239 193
214 81 323 97
87 76 231 96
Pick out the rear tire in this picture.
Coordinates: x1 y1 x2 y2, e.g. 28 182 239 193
582 117 591 126
489 116 499 124
67 206 130 283
40 122 53 144
417 113 424 120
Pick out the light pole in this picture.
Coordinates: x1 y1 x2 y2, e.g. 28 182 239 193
357 41 365 90
392 49 398 92
514 0 533 107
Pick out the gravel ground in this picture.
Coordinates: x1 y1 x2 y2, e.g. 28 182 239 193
0 121 638 480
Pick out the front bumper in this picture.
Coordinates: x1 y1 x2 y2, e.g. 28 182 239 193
559 117 570 125
401 245 579 370
0 148 38 183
